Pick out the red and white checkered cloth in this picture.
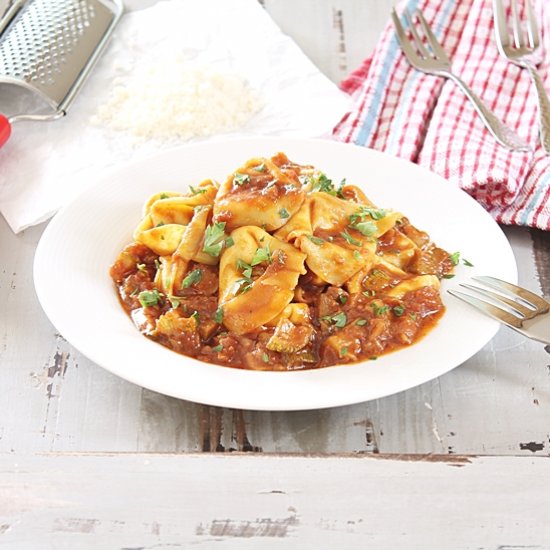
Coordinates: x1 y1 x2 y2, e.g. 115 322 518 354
333 0 550 230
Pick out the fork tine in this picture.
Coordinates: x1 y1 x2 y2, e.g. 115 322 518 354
404 9 431 59
459 283 538 319
525 0 539 49
493 0 511 48
447 290 523 328
472 276 550 312
511 0 525 48
415 9 450 64
391 8 422 65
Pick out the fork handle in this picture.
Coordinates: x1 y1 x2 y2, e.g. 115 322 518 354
446 73 530 152
524 62 550 154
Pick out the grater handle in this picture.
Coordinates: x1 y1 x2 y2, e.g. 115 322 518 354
0 114 11 147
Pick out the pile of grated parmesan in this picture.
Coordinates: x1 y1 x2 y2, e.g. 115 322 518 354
91 61 264 142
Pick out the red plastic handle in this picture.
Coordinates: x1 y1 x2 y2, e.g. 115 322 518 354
0 114 12 147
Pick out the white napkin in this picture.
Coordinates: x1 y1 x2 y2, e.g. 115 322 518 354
0 0 349 233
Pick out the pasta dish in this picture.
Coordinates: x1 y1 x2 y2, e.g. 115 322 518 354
110 153 455 370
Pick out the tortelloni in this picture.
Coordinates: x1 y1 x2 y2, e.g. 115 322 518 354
218 226 306 335
110 152 456 371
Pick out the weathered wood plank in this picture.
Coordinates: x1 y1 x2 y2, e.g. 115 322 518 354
0 453 549 549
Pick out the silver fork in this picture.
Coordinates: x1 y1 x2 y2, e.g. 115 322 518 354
493 0 550 153
448 276 550 344
391 8 530 152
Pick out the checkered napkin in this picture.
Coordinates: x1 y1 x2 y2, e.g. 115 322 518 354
333 0 550 230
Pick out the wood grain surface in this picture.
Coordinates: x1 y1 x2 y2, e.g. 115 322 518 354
1 0 550 547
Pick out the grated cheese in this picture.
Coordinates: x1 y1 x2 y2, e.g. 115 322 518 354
92 61 264 142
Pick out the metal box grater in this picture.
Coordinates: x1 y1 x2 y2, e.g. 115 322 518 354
0 0 123 144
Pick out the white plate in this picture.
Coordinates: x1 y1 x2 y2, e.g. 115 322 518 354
34 137 517 411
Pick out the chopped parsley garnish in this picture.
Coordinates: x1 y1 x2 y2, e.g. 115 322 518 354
215 306 224 324
251 246 272 266
449 251 460 266
261 352 269 363
225 236 235 248
203 222 227 257
363 289 376 297
158 193 170 200
353 250 361 261
355 319 368 326
191 310 200 323
233 172 250 186
371 303 389 316
279 207 290 219
138 289 161 308
212 344 223 352
311 173 336 194
189 185 207 195
182 268 202 288
236 259 253 279
443 274 456 279
392 304 405 317
337 294 348 305
236 279 253 293
409 312 417 321
462 258 474 267
307 234 325 245
352 220 377 237
340 347 348 357
298 175 311 186
321 311 347 328
340 229 362 247
350 206 387 224
255 163 266 172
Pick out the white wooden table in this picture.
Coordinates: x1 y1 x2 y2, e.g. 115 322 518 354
1 1 550 548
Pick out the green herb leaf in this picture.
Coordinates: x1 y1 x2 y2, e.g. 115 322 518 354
203 222 227 257
321 311 347 328
337 294 348 305
340 230 362 247
236 259 253 279
261 352 269 363
225 236 235 248
212 344 223 352
307 234 325 245
182 268 202 288
255 163 266 172
355 319 368 326
449 251 460 266
215 306 224 324
138 289 161 307
371 303 389 316
442 274 456 279
392 304 405 317
189 185 207 195
251 246 272 266
462 258 474 267
279 207 290 219
353 250 361 261
352 220 377 237
233 172 250 186
191 310 200 324
311 173 336 195
158 193 170 200
340 347 348 357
